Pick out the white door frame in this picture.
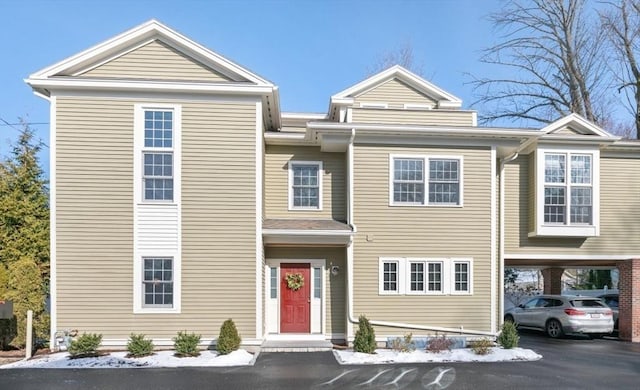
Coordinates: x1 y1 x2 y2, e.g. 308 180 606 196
265 258 326 339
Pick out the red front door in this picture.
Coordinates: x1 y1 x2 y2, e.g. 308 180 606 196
280 263 311 333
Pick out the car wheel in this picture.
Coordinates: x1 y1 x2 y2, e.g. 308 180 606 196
504 314 515 324
546 319 564 338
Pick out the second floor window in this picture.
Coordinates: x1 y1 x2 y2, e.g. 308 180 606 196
143 110 174 202
289 161 322 210
391 156 462 206
544 153 592 224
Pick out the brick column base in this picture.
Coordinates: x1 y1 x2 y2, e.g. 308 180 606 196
541 268 564 295
617 259 640 342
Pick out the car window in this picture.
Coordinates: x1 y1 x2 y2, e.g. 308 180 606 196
551 299 564 307
605 298 618 308
571 299 606 308
524 298 539 309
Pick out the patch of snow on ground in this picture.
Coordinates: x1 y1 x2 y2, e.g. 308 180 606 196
334 347 542 365
0 349 255 369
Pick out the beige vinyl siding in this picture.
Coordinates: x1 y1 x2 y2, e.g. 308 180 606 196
56 98 134 337
55 97 258 340
504 155 640 254
265 247 346 336
264 145 346 220
354 78 438 108
352 145 493 333
79 40 234 82
351 108 475 126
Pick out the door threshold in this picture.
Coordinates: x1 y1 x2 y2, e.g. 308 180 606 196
265 334 326 341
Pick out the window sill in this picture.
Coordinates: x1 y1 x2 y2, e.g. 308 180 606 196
529 225 599 237
389 203 463 208
134 308 180 314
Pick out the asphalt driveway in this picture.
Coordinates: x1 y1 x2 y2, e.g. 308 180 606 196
1 331 639 389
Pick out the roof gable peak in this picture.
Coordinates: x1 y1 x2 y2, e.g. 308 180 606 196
28 19 273 86
331 65 462 109
541 113 614 138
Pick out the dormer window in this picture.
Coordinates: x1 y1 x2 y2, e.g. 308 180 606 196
532 147 599 237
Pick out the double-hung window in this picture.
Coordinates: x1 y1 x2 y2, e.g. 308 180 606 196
382 261 399 293
142 257 174 308
390 155 462 206
289 161 322 210
452 260 471 294
535 148 598 237
142 110 174 202
429 158 460 205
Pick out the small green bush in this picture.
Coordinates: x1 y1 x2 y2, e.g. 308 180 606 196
217 319 241 355
497 321 520 349
426 335 454 353
173 331 201 357
390 333 416 353
470 338 494 355
353 315 376 354
68 333 102 358
126 333 154 358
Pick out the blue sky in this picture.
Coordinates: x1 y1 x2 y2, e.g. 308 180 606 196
0 0 505 175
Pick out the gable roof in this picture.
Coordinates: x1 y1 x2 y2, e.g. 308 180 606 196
330 65 463 109
540 113 615 138
28 19 272 85
26 20 281 130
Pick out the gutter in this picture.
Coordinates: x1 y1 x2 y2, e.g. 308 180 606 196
344 129 496 339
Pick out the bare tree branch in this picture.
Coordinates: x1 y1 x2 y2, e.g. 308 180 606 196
469 0 609 126
600 0 640 138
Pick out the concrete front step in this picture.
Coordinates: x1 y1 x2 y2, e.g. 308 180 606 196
260 340 334 352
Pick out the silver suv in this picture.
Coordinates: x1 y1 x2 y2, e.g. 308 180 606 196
504 295 614 338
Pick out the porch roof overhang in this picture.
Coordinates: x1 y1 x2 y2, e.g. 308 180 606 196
262 219 354 246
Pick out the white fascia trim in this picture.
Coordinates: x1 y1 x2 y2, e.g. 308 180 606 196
308 121 542 138
262 229 353 236
26 78 275 95
49 96 57 348
489 147 497 333
288 160 323 211
281 112 328 120
29 20 272 85
505 254 640 261
256 101 263 339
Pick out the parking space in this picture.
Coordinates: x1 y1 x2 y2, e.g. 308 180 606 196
1 332 639 389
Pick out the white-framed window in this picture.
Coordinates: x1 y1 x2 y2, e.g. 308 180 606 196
379 257 473 295
288 161 323 210
380 260 401 294
389 155 463 207
142 257 174 308
451 260 472 294
134 253 181 313
143 110 174 201
533 147 599 237
134 104 181 205
428 157 462 206
392 157 425 205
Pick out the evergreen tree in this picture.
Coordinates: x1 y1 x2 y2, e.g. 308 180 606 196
0 122 49 348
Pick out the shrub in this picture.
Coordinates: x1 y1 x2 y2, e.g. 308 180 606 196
390 333 416 353
353 315 376 354
470 338 494 355
426 335 454 353
217 319 241 355
126 333 154 358
68 333 102 358
173 331 201 357
497 321 520 349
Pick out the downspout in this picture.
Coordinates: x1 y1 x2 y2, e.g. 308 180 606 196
345 129 496 338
